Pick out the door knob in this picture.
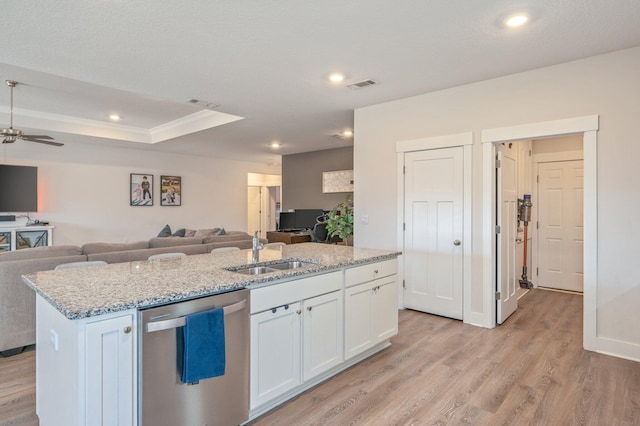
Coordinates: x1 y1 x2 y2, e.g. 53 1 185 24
453 240 461 246
123 326 132 334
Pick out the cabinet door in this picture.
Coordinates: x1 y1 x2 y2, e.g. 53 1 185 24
85 314 134 426
250 302 301 409
373 276 398 342
303 290 343 381
344 282 374 360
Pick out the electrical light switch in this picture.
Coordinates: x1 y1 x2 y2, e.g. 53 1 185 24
361 215 369 225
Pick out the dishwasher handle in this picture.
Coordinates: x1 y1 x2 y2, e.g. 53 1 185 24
145 299 246 333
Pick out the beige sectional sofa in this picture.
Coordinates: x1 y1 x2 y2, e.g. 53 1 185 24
0 230 263 354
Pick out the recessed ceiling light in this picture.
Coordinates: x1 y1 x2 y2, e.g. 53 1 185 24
505 14 528 27
342 130 353 137
109 114 121 121
328 73 346 83
270 142 281 149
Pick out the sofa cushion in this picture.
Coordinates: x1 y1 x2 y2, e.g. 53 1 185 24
216 228 226 235
194 228 221 238
148 236 203 248
157 224 172 237
0 245 82 262
87 244 209 263
184 229 196 237
82 241 149 255
202 232 252 244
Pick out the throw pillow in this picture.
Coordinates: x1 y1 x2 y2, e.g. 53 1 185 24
216 228 226 236
157 224 172 237
194 228 221 238
172 228 186 237
184 229 196 237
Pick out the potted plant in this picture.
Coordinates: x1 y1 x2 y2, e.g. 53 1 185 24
325 195 354 245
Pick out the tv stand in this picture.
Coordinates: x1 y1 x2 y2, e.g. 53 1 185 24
266 231 311 245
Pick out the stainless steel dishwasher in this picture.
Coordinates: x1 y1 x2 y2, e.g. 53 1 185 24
139 288 249 426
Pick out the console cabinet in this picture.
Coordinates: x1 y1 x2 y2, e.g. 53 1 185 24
0 225 53 252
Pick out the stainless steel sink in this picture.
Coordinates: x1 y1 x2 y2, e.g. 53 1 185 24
268 261 312 270
234 266 278 275
227 259 318 275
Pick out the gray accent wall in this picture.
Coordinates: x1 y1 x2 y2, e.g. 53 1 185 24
282 147 353 211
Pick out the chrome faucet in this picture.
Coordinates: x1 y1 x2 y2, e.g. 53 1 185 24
252 231 264 263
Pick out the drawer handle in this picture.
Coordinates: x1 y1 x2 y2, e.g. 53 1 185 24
307 306 313 311
284 304 289 310
123 326 132 334
374 269 379 274
296 309 301 315
272 308 277 313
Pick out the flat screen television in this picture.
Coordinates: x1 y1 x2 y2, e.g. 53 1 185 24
278 212 296 231
0 165 38 212
294 209 324 230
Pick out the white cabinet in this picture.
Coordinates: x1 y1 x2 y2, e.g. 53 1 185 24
249 272 343 410
302 291 343 381
85 315 135 426
250 301 302 408
35 295 135 426
344 259 398 360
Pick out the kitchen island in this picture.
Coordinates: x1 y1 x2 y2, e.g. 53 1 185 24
22 243 400 426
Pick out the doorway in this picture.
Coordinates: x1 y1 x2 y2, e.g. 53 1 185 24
482 115 598 350
247 173 282 238
496 136 584 324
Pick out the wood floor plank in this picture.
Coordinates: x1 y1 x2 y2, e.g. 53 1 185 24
1 289 639 426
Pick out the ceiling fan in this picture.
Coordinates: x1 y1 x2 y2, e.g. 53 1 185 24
1 80 64 147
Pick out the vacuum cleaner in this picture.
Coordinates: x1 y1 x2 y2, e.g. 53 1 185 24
518 194 534 289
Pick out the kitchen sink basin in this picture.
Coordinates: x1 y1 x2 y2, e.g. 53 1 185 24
233 266 278 275
227 259 318 275
268 260 312 270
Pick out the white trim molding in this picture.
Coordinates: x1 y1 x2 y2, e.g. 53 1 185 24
396 132 473 153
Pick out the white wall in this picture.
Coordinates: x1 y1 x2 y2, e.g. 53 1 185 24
354 46 640 360
1 141 278 245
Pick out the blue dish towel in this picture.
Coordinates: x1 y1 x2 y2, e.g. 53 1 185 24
177 307 226 384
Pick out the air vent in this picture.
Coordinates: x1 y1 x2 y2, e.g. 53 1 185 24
187 99 219 110
347 79 377 90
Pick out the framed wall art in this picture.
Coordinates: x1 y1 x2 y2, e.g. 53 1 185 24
161 175 181 206
322 170 354 193
130 173 153 206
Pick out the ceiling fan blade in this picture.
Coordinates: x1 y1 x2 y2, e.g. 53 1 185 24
22 134 54 140
22 137 64 147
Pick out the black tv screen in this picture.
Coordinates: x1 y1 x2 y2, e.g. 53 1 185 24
0 165 38 212
279 212 296 231
295 209 324 230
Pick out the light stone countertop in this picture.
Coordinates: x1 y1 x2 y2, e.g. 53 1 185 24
22 243 400 320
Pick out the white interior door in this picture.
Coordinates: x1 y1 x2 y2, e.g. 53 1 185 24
537 160 584 292
497 144 518 324
404 147 463 320
247 186 261 236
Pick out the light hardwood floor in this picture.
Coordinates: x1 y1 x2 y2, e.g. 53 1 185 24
1 289 639 426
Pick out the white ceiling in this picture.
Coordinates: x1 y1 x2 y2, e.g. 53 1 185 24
2 1 640 164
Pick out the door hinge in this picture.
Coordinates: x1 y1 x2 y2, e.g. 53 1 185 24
403 165 406 175
495 291 501 300
496 225 501 234
402 279 406 289
403 223 406 231
529 149 532 157
537 175 539 183
496 159 501 168
536 267 539 276
536 222 539 229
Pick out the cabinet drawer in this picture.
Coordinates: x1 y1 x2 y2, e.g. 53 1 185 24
345 258 397 287
250 271 342 314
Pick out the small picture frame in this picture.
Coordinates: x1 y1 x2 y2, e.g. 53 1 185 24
161 175 181 206
130 173 153 206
